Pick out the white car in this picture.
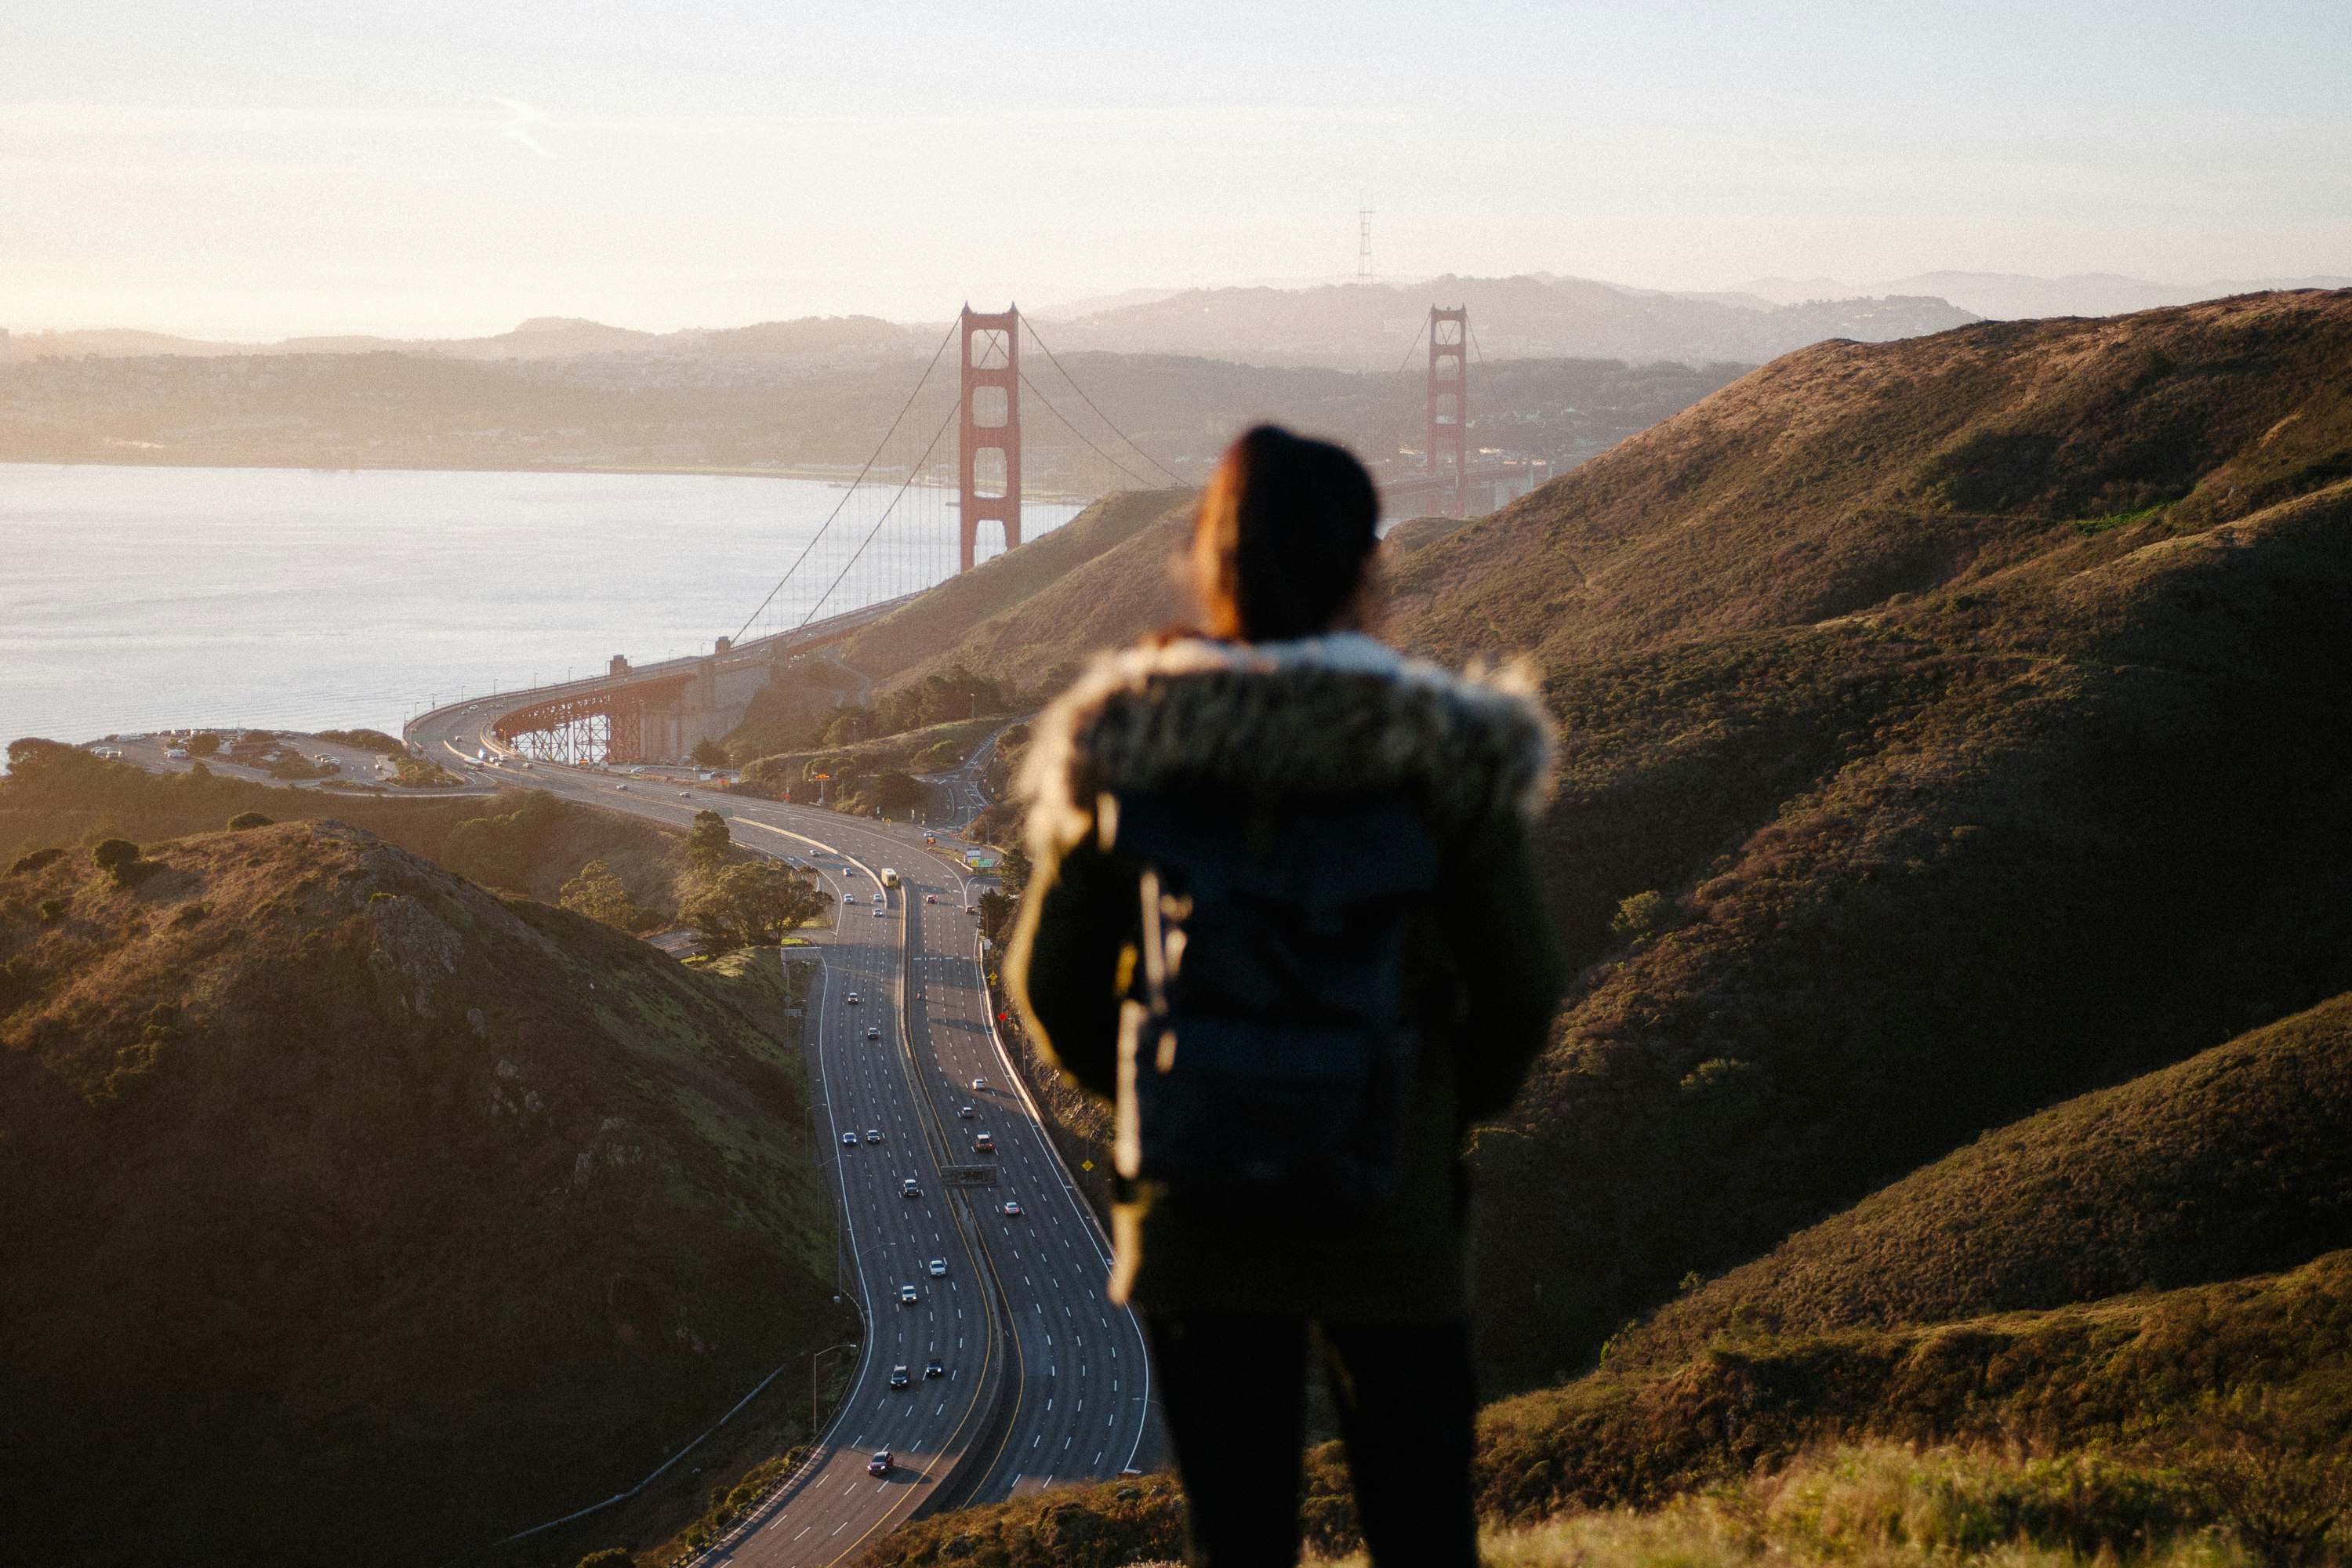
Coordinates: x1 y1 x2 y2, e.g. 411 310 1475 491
866 1026 880 1040
971 1076 987 1092
898 1284 919 1305
614 782 630 792
844 894 858 905
927 1258 948 1277
873 907 887 919
846 992 861 1005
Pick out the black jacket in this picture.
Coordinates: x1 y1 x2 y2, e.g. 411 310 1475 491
1008 633 1566 1320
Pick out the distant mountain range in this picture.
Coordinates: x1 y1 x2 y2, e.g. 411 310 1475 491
1732 270 2352 320
9 268 2342 381
0 313 927 368
1026 275 1976 368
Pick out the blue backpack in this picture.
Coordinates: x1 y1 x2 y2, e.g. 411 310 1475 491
1105 789 1439 1227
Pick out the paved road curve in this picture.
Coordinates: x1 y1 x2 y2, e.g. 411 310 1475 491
405 703 1157 1564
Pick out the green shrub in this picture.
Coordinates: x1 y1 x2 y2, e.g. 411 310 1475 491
91 838 140 882
572 1550 633 1568
558 860 667 935
1607 890 1668 942
39 897 67 922
7 847 64 877
187 732 222 757
227 811 273 831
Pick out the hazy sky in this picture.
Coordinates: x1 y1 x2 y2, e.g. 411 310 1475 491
5 1 2347 339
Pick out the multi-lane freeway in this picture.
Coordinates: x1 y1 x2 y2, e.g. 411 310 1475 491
405 702 1156 1566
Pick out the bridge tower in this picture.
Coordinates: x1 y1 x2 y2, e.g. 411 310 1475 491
958 306 1022 572
1426 305 1468 516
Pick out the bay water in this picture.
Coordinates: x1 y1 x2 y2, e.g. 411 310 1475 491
0 463 1081 747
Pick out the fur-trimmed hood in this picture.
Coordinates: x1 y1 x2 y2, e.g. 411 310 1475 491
1017 632 1555 860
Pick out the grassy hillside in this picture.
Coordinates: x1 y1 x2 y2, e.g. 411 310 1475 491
2 742 696 909
833 488 1195 690
1392 290 2352 1381
0 820 848 1566
1472 1247 2352 1552
1617 991 2352 1368
874 1248 2352 1568
877 490 1200 697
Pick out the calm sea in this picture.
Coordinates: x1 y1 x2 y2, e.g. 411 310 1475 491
0 463 1081 747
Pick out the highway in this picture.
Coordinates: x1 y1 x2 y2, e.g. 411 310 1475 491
405 702 1156 1564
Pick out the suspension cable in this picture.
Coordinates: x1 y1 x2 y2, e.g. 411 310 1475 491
797 395 962 627
1017 314 1185 485
1015 366 1163 492
731 317 959 644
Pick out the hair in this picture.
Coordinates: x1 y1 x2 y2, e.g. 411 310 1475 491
1189 425 1380 643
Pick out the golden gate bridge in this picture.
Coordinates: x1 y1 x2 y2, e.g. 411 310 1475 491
437 303 1537 766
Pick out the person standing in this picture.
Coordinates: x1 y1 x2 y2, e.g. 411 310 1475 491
1007 425 1567 1566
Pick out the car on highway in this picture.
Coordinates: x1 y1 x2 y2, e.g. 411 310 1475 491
902 1178 922 1199
889 1364 910 1388
866 1127 884 1142
1002 1199 1023 1217
841 1131 859 1146
844 893 858 904
866 1026 881 1040
974 1131 994 1153
927 1258 947 1276
966 904 978 914
924 1358 943 1378
924 894 936 904
898 1283 918 1305
869 1450 894 1476
958 1104 975 1118
613 782 630 792
971 1076 987 1091
873 906 887 918
677 789 691 798
846 992 860 1004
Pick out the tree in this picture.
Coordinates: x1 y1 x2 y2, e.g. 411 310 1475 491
227 811 272 831
873 770 925 818
678 861 832 951
91 838 141 883
690 738 730 769
560 859 666 935
687 809 731 874
187 731 223 757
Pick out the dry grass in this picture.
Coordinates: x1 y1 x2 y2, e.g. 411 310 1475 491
1316 1446 2259 1568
